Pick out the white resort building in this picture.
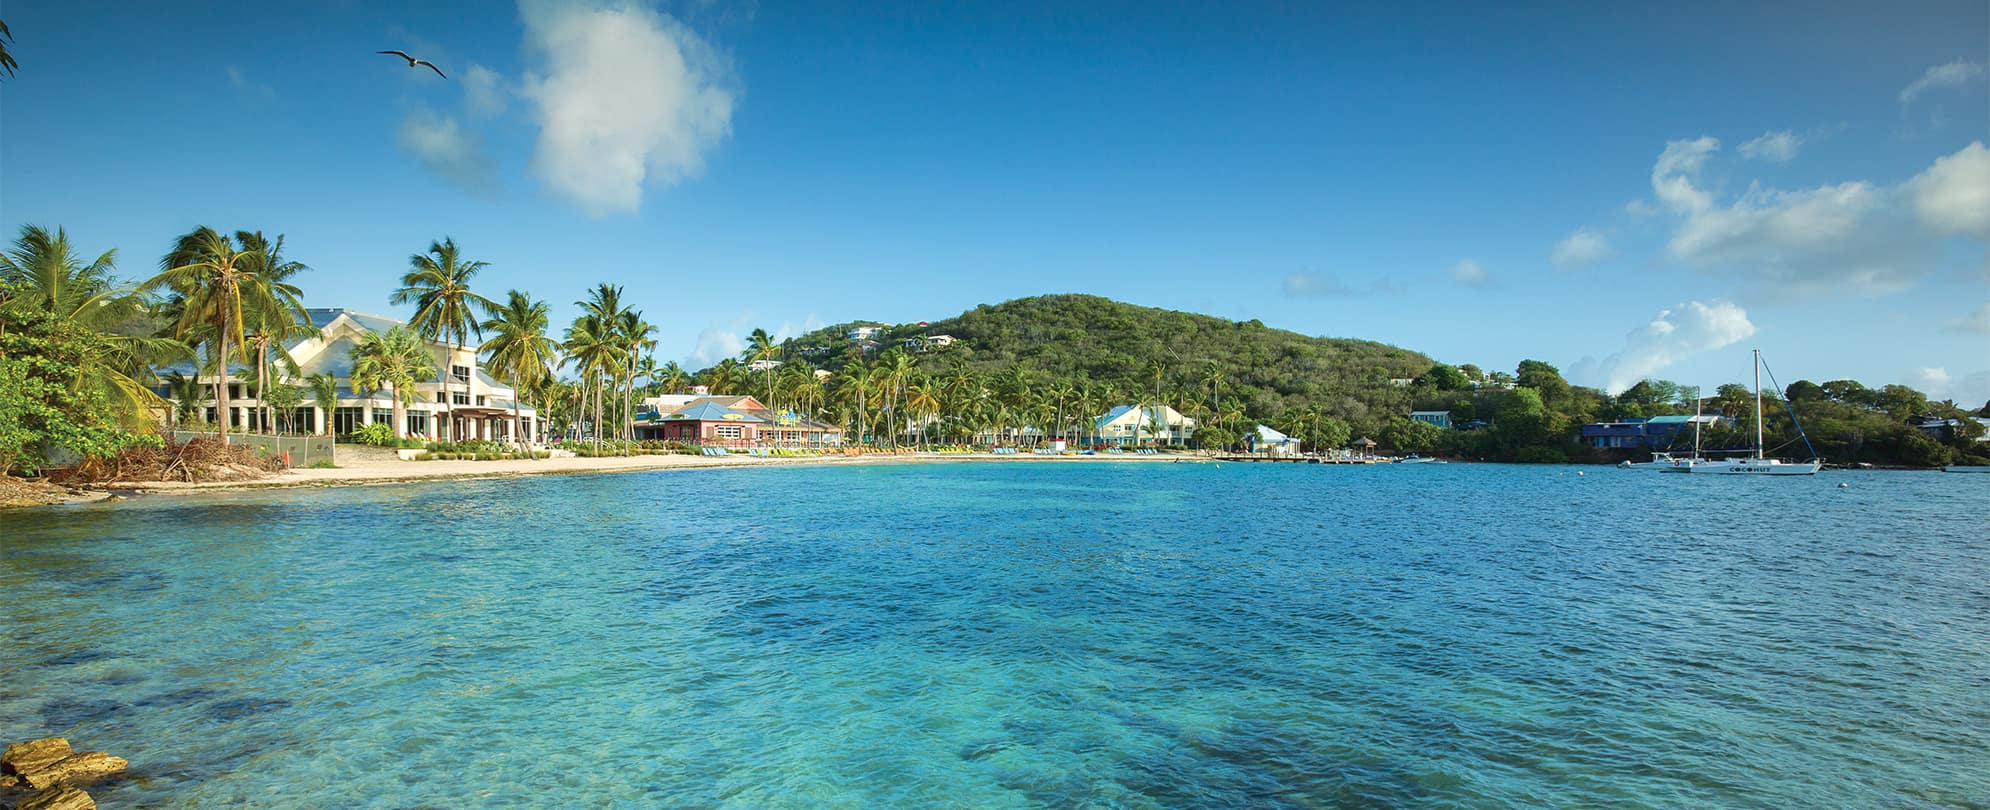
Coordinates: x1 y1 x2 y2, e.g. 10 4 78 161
155 308 543 443
1095 404 1197 446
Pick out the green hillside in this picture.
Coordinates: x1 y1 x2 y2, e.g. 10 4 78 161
785 294 1433 419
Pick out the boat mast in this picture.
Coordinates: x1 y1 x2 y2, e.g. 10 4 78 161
1753 348 1763 461
1693 386 1702 460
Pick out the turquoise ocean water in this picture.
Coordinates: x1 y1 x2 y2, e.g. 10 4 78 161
2 462 1986 807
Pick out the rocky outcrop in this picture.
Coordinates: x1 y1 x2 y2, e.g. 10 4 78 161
1 739 122 808
16 786 95 810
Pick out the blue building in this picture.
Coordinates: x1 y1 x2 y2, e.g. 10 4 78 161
1579 415 1728 449
1409 410 1452 429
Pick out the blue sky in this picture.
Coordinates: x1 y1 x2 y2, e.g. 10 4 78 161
2 1 1986 403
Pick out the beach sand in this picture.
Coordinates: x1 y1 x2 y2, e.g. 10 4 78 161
102 446 1184 497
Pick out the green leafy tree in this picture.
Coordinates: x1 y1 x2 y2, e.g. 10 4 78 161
0 297 161 474
306 372 340 435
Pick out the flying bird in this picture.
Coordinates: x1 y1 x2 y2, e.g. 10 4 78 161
378 50 446 78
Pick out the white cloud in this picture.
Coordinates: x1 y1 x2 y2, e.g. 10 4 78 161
397 109 499 193
1648 137 1943 293
1652 137 1719 212
1449 258 1490 287
1550 228 1612 269
1899 60 1986 107
520 0 736 216
1949 302 1990 335
1284 272 1404 298
462 64 509 119
1625 199 1658 217
1909 366 1952 393
689 323 746 367
1952 370 1990 409
1570 300 1757 395
1738 130 1802 163
1909 141 1990 238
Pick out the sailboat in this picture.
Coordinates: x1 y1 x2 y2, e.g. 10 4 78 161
1687 349 1821 475
1619 386 1706 471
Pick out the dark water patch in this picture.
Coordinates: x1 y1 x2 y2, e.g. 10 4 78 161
206 696 292 721
135 687 219 708
40 697 127 729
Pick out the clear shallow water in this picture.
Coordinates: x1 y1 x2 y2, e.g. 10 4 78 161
2 463 1987 808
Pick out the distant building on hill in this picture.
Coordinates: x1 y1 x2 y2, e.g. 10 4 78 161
846 326 882 342
1409 410 1452 429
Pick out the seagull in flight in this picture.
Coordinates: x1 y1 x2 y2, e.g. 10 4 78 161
378 50 446 78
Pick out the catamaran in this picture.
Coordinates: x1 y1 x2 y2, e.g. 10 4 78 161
1687 349 1821 475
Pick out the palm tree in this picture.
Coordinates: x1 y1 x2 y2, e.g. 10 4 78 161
481 290 559 457
163 371 204 430
615 309 656 452
392 238 493 442
235 231 312 433
656 361 690 395
706 358 741 396
0 20 17 79
563 313 620 453
306 372 340 435
145 227 277 443
744 327 778 407
350 326 437 439
2 224 184 425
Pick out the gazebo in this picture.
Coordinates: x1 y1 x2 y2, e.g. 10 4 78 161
1351 437 1377 458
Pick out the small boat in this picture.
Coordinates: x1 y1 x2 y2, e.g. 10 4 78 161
1687 349 1820 476
1397 455 1444 464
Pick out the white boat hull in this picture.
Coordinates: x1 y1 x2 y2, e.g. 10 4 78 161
1685 458 1821 475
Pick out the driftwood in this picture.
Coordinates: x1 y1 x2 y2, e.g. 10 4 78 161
48 436 282 485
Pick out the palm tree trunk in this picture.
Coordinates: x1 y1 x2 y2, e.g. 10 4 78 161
214 326 232 444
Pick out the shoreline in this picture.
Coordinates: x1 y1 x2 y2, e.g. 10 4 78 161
60 450 1191 502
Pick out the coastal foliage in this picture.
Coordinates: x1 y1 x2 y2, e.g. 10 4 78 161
0 296 162 474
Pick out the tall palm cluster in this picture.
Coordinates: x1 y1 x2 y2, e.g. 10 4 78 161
558 284 657 454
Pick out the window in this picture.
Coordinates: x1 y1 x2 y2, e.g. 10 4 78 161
475 395 486 407
407 412 429 437
453 393 470 405
334 407 365 436
451 365 471 384
372 409 393 427
714 425 743 439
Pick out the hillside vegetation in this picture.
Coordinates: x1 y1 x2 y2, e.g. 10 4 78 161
792 294 1432 421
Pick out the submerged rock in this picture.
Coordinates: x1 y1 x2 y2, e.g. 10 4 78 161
1 739 72 778
16 786 95 810
1 740 125 793
18 753 126 791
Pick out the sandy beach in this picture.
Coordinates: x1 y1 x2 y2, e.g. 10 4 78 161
101 446 1186 497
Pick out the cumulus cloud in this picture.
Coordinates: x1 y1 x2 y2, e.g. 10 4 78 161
1952 370 1990 409
462 64 509 119
1646 136 1955 293
1909 366 1952 393
1899 60 1986 107
689 320 747 367
1910 141 1990 238
1450 258 1490 288
1738 130 1803 163
397 108 500 193
1284 272 1404 298
1570 300 1757 395
1949 302 1990 335
1550 228 1611 269
520 0 736 216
